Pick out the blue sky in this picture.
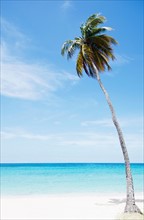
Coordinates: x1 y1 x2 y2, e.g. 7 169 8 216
1 0 143 163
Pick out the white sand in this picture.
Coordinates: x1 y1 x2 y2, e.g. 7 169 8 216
1 192 144 220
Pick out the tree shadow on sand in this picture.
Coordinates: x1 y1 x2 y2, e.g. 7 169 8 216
108 198 144 205
94 199 144 206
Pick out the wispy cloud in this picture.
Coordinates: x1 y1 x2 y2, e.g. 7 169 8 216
105 54 133 77
1 130 52 141
1 18 78 100
2 127 143 163
112 54 133 66
1 128 142 150
81 117 143 128
81 119 113 127
1 18 30 50
0 129 118 145
61 1 72 10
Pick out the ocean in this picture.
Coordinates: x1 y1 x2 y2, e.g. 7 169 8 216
1 163 143 196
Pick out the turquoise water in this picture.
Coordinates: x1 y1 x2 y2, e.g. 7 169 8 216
1 163 143 196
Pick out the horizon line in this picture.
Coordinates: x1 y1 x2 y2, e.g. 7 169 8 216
0 162 143 165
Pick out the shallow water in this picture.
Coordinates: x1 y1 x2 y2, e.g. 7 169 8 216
1 163 143 196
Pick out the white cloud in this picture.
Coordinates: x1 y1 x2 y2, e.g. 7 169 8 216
1 19 78 100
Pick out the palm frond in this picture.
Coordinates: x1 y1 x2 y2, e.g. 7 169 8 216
95 50 112 71
85 14 96 26
100 34 118 45
87 26 113 38
81 14 106 38
61 40 74 56
62 13 117 77
83 60 90 77
67 43 79 59
85 14 106 28
88 36 117 61
81 44 94 64
61 40 81 59
76 51 84 77
95 54 105 72
88 65 96 78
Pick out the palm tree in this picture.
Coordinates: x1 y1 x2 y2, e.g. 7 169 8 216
61 13 143 214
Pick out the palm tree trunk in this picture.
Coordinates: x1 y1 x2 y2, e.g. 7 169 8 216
92 65 142 214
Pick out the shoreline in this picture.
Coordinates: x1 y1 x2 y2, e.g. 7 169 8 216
1 192 143 220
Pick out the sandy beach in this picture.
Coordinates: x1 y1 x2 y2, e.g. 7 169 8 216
1 192 143 220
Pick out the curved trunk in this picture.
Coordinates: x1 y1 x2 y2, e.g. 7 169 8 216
93 66 142 214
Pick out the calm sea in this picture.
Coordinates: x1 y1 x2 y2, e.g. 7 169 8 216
1 163 143 196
